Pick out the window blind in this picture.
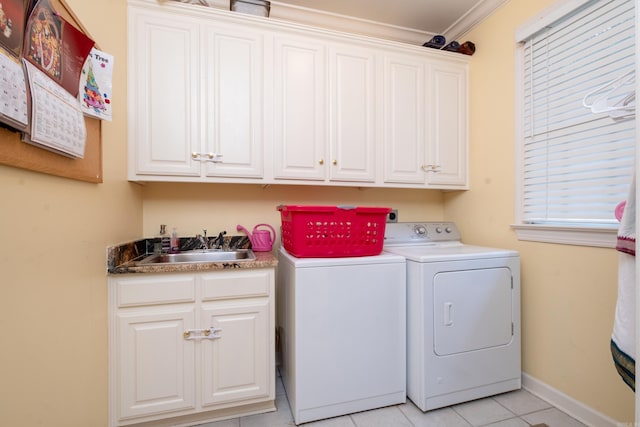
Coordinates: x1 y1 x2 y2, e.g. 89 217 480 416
521 0 635 227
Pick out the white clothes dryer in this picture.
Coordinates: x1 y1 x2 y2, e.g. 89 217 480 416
384 222 521 412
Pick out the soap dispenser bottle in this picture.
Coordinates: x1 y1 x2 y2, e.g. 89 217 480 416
170 228 179 253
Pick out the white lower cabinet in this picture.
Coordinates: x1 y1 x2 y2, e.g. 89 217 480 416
200 299 270 406
118 306 197 419
109 269 275 427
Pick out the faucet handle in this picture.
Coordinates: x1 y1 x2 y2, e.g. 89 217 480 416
203 229 207 238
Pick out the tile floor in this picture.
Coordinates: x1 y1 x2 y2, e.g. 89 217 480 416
197 370 589 427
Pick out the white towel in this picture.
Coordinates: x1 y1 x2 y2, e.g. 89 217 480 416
611 174 636 390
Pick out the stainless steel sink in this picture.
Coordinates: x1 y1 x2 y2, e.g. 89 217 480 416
138 249 255 265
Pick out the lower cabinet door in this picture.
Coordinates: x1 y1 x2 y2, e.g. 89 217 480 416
200 298 271 407
117 306 197 420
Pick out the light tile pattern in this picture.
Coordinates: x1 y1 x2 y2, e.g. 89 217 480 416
197 370 588 427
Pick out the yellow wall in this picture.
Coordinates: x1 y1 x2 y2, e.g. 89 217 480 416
0 0 633 426
141 183 444 238
0 1 140 426
445 0 635 422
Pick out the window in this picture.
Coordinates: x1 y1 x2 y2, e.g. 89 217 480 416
514 0 635 247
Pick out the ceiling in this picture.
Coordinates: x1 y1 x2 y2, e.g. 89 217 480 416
269 0 505 40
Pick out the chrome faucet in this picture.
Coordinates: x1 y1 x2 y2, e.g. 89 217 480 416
213 231 227 249
196 229 209 250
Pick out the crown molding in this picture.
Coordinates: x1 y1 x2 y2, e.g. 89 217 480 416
169 0 506 46
443 0 509 41
268 1 435 46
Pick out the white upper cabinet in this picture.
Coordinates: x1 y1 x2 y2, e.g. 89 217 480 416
328 43 377 183
272 33 327 181
382 52 427 185
128 0 468 189
427 60 468 187
129 2 264 180
202 24 264 178
382 52 468 188
272 37 377 184
129 8 201 176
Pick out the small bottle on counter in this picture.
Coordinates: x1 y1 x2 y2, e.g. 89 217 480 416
170 228 180 253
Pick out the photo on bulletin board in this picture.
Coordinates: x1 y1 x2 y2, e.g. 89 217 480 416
24 0 94 96
0 0 26 58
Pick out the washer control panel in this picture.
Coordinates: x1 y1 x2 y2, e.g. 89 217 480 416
384 222 461 245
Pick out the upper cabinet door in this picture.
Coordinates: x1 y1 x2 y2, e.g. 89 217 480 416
202 24 265 179
129 7 201 177
427 60 468 188
382 53 427 184
272 34 327 181
328 44 377 183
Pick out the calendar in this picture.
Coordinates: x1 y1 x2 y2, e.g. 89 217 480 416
23 59 86 158
0 51 27 130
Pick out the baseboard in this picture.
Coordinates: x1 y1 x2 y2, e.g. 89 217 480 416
522 373 620 427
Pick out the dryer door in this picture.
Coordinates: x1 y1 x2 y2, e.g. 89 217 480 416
433 267 513 356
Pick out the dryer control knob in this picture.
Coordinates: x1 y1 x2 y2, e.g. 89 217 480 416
435 227 442 233
414 225 427 235
445 227 452 233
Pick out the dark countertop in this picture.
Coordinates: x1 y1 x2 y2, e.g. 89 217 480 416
107 235 278 274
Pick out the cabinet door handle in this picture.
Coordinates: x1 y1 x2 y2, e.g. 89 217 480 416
318 159 324 165
421 164 441 172
184 327 223 340
205 153 223 163
332 159 337 165
191 152 223 163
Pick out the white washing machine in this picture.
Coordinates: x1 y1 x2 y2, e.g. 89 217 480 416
277 248 407 425
384 222 521 412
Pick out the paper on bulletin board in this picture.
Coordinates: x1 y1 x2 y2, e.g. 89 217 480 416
78 47 113 121
23 58 86 158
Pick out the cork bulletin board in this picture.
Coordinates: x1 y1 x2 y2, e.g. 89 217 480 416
0 0 103 183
